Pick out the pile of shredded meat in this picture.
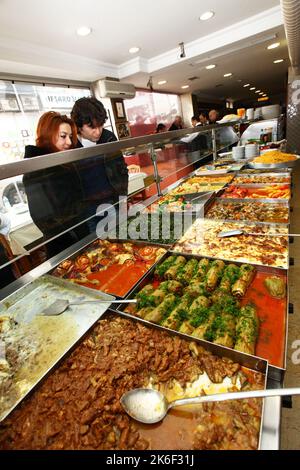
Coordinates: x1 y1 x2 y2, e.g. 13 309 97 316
0 316 263 450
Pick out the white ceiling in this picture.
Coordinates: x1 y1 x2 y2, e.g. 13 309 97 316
0 0 280 63
0 0 289 101
130 26 289 101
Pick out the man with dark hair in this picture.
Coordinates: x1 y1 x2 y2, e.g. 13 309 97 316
181 115 208 153
71 97 128 232
199 111 209 125
191 116 200 127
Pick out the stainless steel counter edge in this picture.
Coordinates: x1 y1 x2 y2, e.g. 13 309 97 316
260 397 281 450
0 120 244 179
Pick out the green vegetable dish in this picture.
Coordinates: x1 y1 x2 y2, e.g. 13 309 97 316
126 255 259 355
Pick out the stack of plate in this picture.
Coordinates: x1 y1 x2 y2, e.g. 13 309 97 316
261 105 281 120
232 146 245 160
245 143 259 159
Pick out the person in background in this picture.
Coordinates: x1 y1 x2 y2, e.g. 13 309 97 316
23 111 88 258
191 116 201 127
199 111 209 126
208 109 220 124
71 97 128 232
168 115 183 131
156 123 167 133
0 207 15 289
181 115 208 152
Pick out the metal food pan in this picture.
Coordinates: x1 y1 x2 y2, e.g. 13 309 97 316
140 192 213 215
172 217 289 271
204 197 290 227
235 172 291 179
49 238 169 299
226 183 291 189
248 156 300 170
220 183 291 202
115 252 288 381
104 311 267 450
0 274 114 422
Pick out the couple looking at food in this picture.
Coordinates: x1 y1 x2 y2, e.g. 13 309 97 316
23 98 128 257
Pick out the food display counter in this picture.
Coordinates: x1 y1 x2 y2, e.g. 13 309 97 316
0 124 296 450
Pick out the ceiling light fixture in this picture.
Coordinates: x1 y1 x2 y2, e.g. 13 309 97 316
181 85 190 89
224 73 232 77
274 59 284 63
267 42 280 50
129 47 140 54
243 83 250 87
199 11 215 21
206 64 216 70
76 26 92 37
158 80 167 85
250 87 256 90
255 90 261 93
259 92 264 95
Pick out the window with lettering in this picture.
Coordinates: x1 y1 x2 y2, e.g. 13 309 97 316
0 81 91 165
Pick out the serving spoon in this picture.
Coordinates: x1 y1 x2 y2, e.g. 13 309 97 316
120 387 300 424
41 298 137 316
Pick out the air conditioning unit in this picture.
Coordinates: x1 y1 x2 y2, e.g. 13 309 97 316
92 79 136 100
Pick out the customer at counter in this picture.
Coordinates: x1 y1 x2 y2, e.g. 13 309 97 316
0 207 15 289
199 111 209 126
156 123 167 133
191 116 201 127
71 97 128 231
23 112 88 258
181 115 208 152
168 115 183 131
208 109 220 124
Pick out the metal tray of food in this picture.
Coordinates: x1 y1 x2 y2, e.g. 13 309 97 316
0 274 114 422
172 218 289 270
194 163 245 176
248 155 300 170
220 183 291 202
205 197 290 226
0 310 268 450
233 173 292 185
141 192 212 215
50 238 168 299
115 251 287 381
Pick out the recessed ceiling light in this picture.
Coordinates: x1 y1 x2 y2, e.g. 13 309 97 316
181 85 190 89
267 42 280 50
158 80 167 85
243 84 250 87
129 47 140 54
206 64 216 70
255 90 261 93
250 87 256 90
199 11 215 21
224 73 232 77
259 92 264 95
76 26 92 37
274 59 284 63
263 94 267 97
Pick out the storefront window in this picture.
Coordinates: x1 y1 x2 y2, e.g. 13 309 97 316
0 81 91 165
124 90 181 137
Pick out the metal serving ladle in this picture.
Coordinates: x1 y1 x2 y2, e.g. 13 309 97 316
120 387 300 424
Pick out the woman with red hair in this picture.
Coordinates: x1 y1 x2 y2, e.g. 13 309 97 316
23 111 87 258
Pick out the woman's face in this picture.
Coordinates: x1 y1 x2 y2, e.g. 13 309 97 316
54 123 73 151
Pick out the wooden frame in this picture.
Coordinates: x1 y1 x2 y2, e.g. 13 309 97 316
112 99 126 120
116 121 131 139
